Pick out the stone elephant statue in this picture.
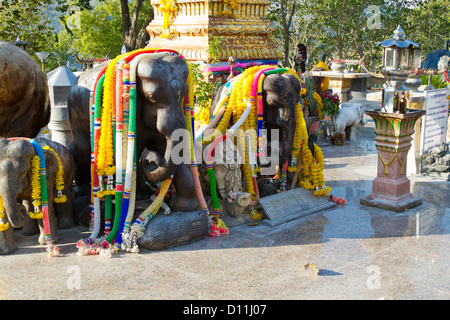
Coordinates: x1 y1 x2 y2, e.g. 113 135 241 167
332 103 367 142
68 53 199 225
0 42 50 138
207 70 301 192
0 137 74 255
262 72 302 176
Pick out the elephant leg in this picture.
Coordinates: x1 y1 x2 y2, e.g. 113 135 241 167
348 126 357 141
55 187 74 230
0 225 16 255
169 163 199 212
21 197 39 236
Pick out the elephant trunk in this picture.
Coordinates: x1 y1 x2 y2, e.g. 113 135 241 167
236 192 252 208
2 191 27 229
140 136 181 183
279 99 297 168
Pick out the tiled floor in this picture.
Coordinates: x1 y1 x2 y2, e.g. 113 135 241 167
0 117 448 300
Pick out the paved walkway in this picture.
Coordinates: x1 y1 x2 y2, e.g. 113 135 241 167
0 117 449 301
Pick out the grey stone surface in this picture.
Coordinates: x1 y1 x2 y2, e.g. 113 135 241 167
0 118 449 300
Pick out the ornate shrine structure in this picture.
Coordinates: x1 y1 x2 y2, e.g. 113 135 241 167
146 0 283 63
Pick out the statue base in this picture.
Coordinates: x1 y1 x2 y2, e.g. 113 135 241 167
360 196 422 213
360 178 422 213
137 209 208 251
258 188 337 227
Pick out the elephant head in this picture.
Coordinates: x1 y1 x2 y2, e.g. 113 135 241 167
262 73 301 172
136 55 190 184
0 139 35 231
68 54 199 216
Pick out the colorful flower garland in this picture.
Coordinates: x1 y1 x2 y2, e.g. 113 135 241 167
312 92 324 120
196 65 331 218
9 138 60 257
43 146 67 204
30 155 44 219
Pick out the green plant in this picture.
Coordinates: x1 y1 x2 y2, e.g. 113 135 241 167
190 63 215 110
207 36 223 64
421 74 448 89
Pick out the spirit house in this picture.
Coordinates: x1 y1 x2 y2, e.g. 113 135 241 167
378 25 422 112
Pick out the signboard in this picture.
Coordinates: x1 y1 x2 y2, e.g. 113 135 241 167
420 88 449 155
258 188 336 227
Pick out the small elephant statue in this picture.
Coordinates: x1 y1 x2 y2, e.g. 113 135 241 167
0 137 74 255
198 143 253 219
331 103 367 142
423 142 450 173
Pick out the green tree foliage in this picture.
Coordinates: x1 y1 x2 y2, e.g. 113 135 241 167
0 0 65 69
268 0 329 69
269 0 448 72
58 0 152 59
119 0 154 52
0 0 153 71
2 0 448 75
406 0 450 56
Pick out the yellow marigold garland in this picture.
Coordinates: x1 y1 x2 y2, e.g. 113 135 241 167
194 104 211 131
97 57 119 177
316 61 330 92
221 0 239 17
298 142 331 197
0 196 4 218
0 194 9 231
288 101 305 173
30 155 43 219
43 146 67 203
159 0 178 38
312 92 324 120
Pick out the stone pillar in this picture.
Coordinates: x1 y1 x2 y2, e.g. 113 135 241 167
360 109 426 212
48 105 73 149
